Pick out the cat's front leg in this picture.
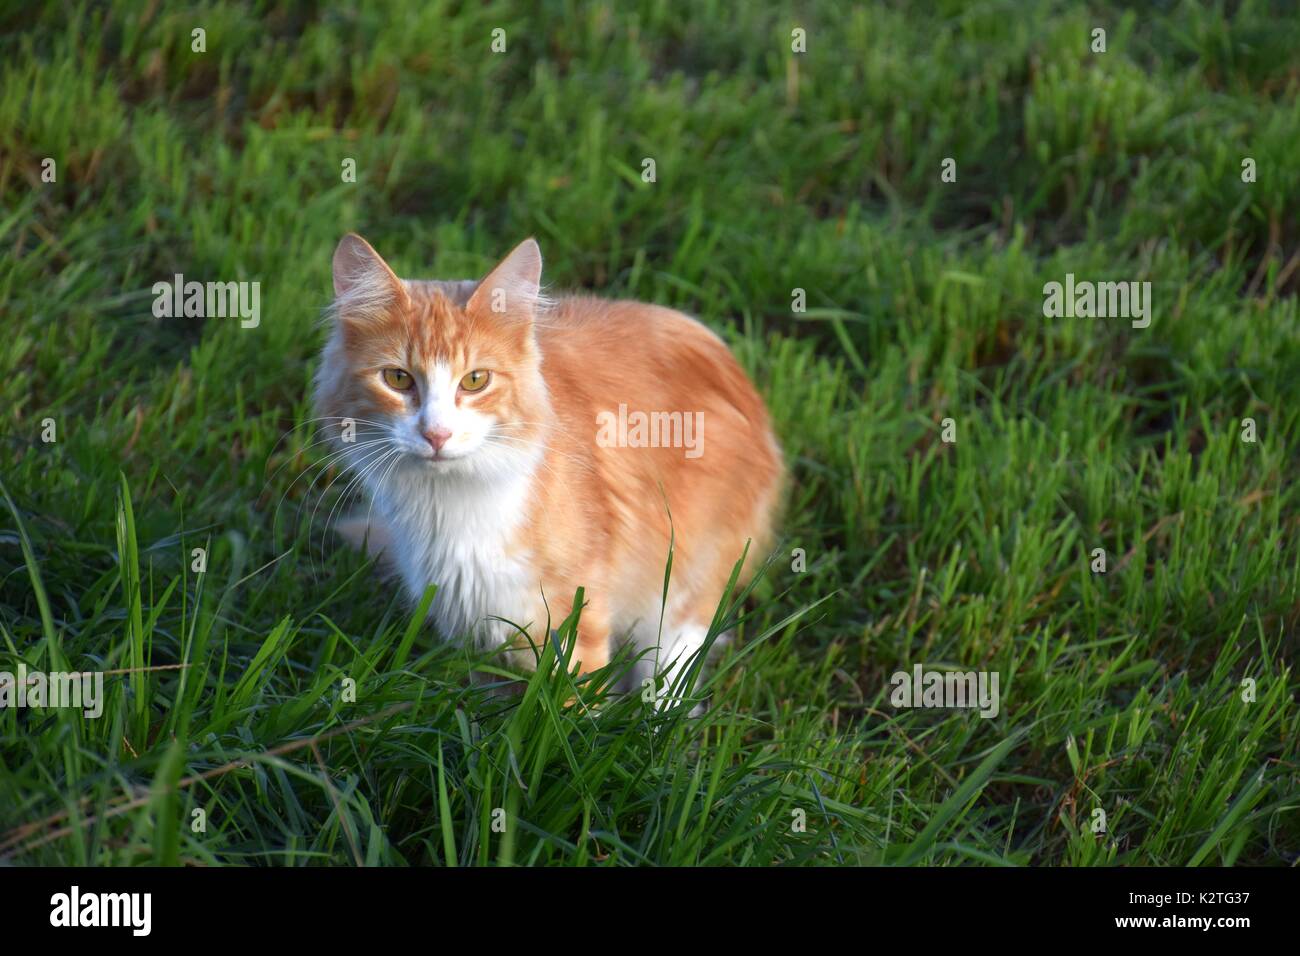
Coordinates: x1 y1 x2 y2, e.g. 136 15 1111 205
572 605 610 678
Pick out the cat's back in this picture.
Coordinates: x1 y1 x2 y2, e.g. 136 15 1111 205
540 293 720 353
537 294 768 423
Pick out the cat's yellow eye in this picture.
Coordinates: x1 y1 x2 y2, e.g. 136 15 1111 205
459 370 491 393
382 368 414 391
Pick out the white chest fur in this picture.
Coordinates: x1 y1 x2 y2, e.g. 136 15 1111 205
374 463 537 649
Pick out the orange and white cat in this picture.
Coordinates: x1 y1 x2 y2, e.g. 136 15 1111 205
313 234 783 700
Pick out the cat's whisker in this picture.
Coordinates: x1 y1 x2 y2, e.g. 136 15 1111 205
484 433 593 472
258 432 392 504
263 415 391 466
301 447 392 557
355 448 407 558
269 437 395 544
319 446 402 572
494 420 593 452
480 433 569 469
482 445 578 483
275 438 392 551
325 444 400 520
497 418 580 435
306 442 398 577
480 440 557 476
317 454 379 569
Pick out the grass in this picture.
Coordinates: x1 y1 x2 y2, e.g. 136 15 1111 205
1 0 1298 866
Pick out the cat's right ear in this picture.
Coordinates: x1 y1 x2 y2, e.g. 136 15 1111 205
466 238 544 323
331 234 409 320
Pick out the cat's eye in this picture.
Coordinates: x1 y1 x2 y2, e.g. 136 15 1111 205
382 368 414 391
459 370 491 393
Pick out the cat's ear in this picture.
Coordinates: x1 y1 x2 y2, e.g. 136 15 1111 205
331 234 409 320
466 238 544 322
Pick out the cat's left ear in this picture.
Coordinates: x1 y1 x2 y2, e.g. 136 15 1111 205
331 233 410 321
467 238 543 322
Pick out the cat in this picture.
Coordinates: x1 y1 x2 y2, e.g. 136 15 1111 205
313 234 784 703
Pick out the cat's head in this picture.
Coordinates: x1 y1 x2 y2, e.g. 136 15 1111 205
313 235 551 483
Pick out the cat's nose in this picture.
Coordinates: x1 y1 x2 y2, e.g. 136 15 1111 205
423 426 453 452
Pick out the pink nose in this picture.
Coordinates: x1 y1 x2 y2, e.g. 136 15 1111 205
423 427 452 452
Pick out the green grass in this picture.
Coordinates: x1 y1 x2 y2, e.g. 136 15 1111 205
1 0 1298 866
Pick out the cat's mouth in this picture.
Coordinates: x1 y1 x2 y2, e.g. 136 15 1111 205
420 448 466 465
400 438 467 465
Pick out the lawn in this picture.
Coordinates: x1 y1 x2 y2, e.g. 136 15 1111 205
1 0 1297 866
